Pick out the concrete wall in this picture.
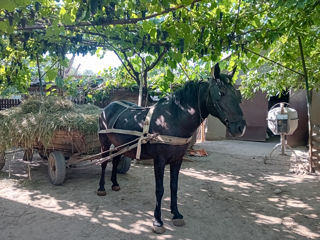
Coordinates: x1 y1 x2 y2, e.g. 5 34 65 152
235 91 268 141
205 90 268 141
206 115 226 140
205 89 316 146
287 90 308 147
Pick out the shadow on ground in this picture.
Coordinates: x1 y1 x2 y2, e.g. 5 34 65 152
0 140 319 240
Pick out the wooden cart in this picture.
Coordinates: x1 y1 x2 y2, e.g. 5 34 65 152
0 130 131 185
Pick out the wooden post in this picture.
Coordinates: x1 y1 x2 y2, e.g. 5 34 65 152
201 120 206 142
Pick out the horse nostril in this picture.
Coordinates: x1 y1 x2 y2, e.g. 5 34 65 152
239 125 246 135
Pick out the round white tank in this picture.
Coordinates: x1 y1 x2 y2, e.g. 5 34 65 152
267 106 298 135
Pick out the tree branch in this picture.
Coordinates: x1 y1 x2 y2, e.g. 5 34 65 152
13 0 203 31
244 47 304 76
179 63 191 81
145 48 168 72
89 23 138 82
114 50 137 81
40 59 59 79
232 0 241 34
122 51 140 84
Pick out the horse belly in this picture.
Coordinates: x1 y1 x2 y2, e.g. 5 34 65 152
142 144 188 164
105 133 188 163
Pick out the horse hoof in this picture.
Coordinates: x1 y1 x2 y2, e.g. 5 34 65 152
172 218 185 226
112 185 120 191
153 225 166 234
97 190 106 196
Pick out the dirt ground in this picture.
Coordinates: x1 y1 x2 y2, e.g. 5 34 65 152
0 140 319 240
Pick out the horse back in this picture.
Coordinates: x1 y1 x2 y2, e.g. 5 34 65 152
100 100 149 132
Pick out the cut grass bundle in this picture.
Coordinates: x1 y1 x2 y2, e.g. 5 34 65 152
0 96 102 152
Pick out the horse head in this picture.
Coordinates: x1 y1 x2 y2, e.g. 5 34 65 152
206 63 246 137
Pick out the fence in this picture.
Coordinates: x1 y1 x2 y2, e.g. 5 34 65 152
311 124 320 170
71 98 88 105
0 99 21 110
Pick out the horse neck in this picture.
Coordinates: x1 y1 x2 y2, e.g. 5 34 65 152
169 82 209 135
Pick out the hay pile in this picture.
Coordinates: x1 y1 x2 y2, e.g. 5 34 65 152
0 97 102 152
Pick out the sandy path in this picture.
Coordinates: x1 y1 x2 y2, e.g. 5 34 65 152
0 140 319 240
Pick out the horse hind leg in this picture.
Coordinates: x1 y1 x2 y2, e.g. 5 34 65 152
153 158 166 234
97 133 111 196
170 159 185 226
111 155 121 191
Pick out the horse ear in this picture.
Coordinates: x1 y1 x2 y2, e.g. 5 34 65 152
228 65 237 79
212 63 220 79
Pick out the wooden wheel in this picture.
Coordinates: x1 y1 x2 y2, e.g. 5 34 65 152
23 149 33 162
48 151 66 185
38 150 48 160
117 155 131 174
0 152 5 170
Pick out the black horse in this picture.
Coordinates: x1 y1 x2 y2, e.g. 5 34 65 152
97 63 246 233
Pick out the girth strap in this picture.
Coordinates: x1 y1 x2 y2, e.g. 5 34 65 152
98 129 193 146
136 105 155 159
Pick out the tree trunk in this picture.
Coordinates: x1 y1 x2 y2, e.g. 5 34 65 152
36 54 43 96
298 35 314 172
138 60 144 106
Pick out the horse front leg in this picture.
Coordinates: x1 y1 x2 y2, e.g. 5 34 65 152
153 158 166 234
170 159 184 226
111 155 121 191
97 133 111 196
97 161 108 196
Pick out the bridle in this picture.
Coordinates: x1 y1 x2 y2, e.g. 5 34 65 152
200 77 242 128
197 80 225 124
206 79 228 125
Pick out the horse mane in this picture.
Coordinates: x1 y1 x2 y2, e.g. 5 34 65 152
172 81 202 104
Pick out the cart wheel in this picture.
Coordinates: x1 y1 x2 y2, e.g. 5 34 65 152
48 151 66 185
117 155 131 174
0 152 5 170
23 149 33 162
38 151 48 160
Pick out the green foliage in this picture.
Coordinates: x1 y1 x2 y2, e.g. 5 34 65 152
0 0 319 98
232 0 320 97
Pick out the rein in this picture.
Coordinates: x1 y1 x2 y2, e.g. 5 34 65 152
197 83 206 124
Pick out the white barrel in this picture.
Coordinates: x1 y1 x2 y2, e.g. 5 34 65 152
267 106 298 135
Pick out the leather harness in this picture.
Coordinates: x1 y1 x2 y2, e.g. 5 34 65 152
98 101 193 159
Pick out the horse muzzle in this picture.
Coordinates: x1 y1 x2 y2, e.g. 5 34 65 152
227 119 246 137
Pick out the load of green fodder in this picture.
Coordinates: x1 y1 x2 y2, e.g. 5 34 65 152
0 96 102 152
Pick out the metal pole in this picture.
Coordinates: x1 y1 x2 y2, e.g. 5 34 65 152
280 103 285 155
281 133 285 155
